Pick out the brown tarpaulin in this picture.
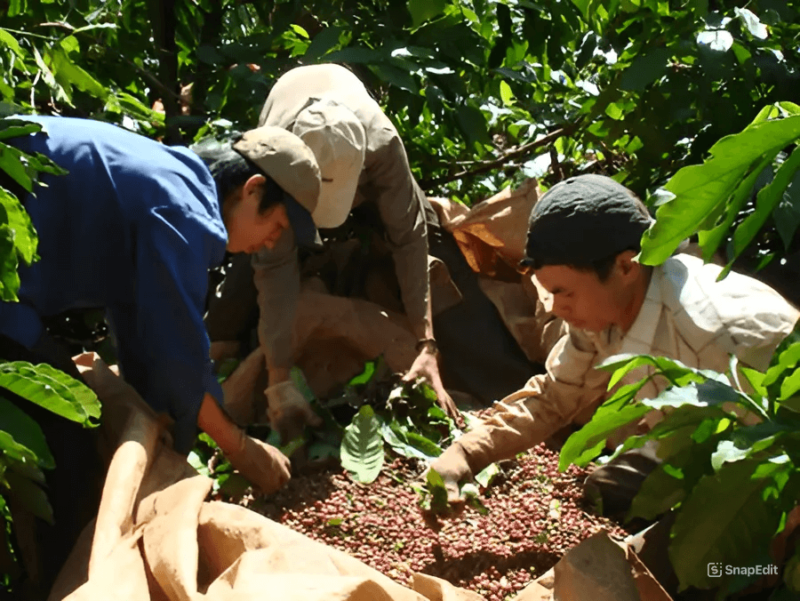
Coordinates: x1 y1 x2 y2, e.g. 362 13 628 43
49 353 484 601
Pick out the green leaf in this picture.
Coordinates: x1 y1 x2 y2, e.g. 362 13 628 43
629 463 689 520
304 26 342 62
340 405 383 483
0 186 38 265
669 460 784 590
0 225 20 301
424 467 449 512
559 402 651 471
0 395 53 469
0 29 24 58
772 170 800 249
697 154 774 262
643 380 742 411
730 146 800 263
619 47 670 91
187 450 210 477
0 118 42 141
0 142 33 193
348 360 376 386
780 368 800 400
474 462 499 488
456 105 490 148
734 8 768 40
0 361 101 426
499 81 515 106
710 440 750 471
48 47 108 101
408 0 447 27
639 114 800 265
3 471 52 524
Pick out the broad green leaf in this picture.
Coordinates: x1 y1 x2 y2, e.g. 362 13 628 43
559 402 651 471
640 114 800 265
780 368 800 400
0 361 101 426
0 186 38 265
730 146 800 264
630 434 718 520
382 420 438 460
619 47 670 91
710 440 749 471
0 118 42 141
669 460 783 590
197 45 225 65
304 26 342 61
499 81 515 106
4 471 52 524
0 225 19 301
629 462 688 520
697 154 774 261
425 467 449 512
341 405 383 483
643 380 742 411
734 8 768 40
456 105 490 148
0 29 23 58
0 395 53 469
474 462 499 487
48 48 108 101
0 142 33 193
408 0 447 27
772 170 800 249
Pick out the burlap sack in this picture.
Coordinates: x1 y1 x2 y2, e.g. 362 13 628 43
49 354 482 601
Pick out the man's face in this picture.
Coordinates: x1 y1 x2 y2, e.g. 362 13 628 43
224 175 290 254
533 263 630 333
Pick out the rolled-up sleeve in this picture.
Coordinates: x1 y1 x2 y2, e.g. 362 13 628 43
252 226 301 371
455 329 611 472
109 205 223 454
368 134 430 330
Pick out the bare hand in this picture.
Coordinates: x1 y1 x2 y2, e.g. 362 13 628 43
403 348 463 428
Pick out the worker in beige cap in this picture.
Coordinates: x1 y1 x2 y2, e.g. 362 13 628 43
206 64 545 441
205 63 461 440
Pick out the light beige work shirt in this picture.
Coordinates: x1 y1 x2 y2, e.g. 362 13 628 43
253 64 430 370
457 254 800 471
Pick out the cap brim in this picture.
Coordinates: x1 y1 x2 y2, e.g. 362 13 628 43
283 192 322 250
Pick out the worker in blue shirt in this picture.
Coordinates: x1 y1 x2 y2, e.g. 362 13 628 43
0 116 320 594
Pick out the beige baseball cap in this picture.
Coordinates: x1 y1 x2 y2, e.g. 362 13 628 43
292 99 366 229
233 125 322 247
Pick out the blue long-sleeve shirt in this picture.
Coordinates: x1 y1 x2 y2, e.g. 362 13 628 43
0 116 227 453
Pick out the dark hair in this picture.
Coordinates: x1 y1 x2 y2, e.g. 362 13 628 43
193 139 283 214
567 247 639 282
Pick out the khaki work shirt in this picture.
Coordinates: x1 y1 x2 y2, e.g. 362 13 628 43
253 64 430 370
456 254 800 471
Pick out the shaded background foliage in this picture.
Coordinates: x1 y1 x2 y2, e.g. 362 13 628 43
1 0 798 203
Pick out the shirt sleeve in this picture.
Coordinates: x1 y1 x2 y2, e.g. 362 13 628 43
252 226 301 371
367 134 430 331
454 328 611 473
108 204 223 455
